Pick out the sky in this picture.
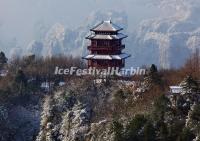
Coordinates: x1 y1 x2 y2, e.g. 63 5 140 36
0 0 161 48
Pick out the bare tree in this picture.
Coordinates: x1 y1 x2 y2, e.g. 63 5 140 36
183 49 200 79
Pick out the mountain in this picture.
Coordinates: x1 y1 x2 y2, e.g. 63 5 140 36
24 11 128 58
127 1 200 68
26 40 43 57
7 6 200 68
9 47 23 59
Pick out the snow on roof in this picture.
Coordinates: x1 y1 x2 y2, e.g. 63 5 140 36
59 81 66 86
93 55 113 60
170 86 182 89
83 53 131 60
84 54 95 59
112 53 131 60
83 54 112 60
0 70 8 77
86 33 127 40
91 21 123 32
41 82 50 88
41 82 54 88
170 86 183 94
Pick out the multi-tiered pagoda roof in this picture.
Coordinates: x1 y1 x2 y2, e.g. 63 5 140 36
83 21 131 69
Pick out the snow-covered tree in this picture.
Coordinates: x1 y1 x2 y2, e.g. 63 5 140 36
186 103 200 139
142 64 162 90
180 75 199 95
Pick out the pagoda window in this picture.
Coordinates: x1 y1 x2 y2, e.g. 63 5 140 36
96 40 110 47
98 60 109 66
109 40 121 46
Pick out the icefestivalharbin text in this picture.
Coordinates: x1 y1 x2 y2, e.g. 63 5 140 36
54 67 146 76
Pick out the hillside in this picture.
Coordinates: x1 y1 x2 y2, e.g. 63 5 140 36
0 51 199 141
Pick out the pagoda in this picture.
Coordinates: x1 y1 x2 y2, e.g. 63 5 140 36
83 21 130 69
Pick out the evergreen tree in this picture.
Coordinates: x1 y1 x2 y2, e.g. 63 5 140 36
0 51 8 69
159 122 168 141
153 95 171 122
152 95 172 140
186 104 200 136
178 128 195 141
23 54 35 66
176 95 191 114
112 120 124 141
143 64 162 89
15 69 27 84
143 121 156 141
167 120 186 141
180 75 199 95
14 69 27 95
149 64 158 74
125 114 147 141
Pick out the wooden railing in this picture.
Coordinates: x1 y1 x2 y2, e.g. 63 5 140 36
88 62 125 68
88 45 125 51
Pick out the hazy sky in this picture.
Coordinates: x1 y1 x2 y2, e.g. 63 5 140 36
0 0 160 49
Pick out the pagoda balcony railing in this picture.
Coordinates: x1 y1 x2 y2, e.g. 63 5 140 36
88 45 125 51
88 61 125 68
88 64 125 69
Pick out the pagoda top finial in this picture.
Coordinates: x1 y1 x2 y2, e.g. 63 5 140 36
105 18 112 23
104 20 111 23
